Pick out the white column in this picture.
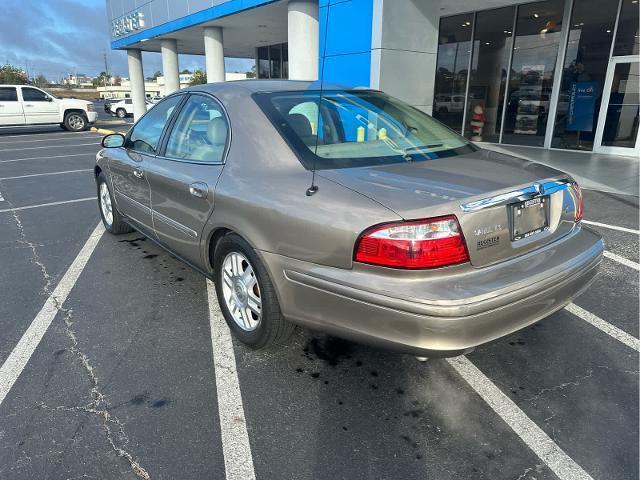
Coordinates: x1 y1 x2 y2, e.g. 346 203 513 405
287 0 319 81
126 49 146 121
204 27 225 83
161 38 180 94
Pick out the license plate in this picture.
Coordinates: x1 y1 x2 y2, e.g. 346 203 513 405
510 196 550 241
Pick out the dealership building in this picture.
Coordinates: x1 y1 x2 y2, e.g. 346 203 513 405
107 0 639 158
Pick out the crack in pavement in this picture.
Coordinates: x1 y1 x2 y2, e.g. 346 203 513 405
44 307 151 480
5 200 150 479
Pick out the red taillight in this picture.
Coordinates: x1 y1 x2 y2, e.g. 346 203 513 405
573 182 584 222
354 215 470 269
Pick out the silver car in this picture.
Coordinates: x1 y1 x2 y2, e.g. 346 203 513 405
95 81 603 357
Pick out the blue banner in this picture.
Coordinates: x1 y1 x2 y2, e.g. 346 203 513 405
566 81 597 132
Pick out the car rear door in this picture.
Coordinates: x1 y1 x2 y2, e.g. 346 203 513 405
108 94 184 233
20 87 59 124
145 93 229 266
0 87 24 126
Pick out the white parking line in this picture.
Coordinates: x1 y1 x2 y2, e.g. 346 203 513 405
565 303 639 351
583 220 640 235
603 251 640 271
0 169 92 181
0 135 96 145
0 197 96 213
0 223 104 407
0 143 100 152
447 356 594 480
0 153 94 164
206 281 256 480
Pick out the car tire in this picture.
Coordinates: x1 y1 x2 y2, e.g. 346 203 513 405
97 173 133 235
63 112 88 132
214 233 294 349
116 108 127 119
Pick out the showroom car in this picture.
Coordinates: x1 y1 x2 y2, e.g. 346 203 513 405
94 80 603 357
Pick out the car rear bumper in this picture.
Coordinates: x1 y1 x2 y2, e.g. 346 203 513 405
261 226 603 357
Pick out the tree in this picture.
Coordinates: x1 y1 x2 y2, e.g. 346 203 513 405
189 70 207 86
246 65 257 79
93 71 111 87
0 64 27 85
180 68 192 75
33 74 49 88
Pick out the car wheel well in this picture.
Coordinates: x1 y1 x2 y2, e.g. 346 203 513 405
94 165 102 179
64 108 87 118
208 228 232 268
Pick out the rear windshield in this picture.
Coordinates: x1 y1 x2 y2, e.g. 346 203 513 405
253 90 477 170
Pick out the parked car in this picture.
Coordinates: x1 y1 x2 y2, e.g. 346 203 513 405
104 100 112 113
0 85 97 131
109 98 152 118
95 81 603 357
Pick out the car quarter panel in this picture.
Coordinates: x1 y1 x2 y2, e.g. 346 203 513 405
200 86 403 271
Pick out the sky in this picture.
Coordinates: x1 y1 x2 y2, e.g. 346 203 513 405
0 0 253 81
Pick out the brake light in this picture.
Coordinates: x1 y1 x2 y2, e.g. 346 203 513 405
354 215 469 269
573 182 584 222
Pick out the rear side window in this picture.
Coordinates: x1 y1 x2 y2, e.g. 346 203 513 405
164 94 228 163
0 87 18 101
126 95 182 155
254 90 476 170
21 88 50 102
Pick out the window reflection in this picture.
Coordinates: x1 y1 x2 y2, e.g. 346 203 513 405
602 62 640 147
612 0 640 56
433 14 473 133
551 0 618 150
464 7 515 143
502 0 565 147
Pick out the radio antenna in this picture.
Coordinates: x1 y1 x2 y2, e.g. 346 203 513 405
306 3 331 196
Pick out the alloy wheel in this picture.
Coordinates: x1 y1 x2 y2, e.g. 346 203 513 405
221 252 262 331
99 182 113 227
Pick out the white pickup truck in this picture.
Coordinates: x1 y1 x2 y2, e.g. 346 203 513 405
0 85 98 131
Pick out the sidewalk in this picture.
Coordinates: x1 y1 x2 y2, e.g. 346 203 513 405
481 143 639 197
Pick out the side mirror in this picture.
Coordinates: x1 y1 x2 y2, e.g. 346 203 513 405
102 133 126 148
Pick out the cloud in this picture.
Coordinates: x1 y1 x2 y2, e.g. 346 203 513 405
0 0 253 81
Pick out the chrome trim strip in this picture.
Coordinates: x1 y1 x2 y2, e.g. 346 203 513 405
460 179 572 212
152 210 198 238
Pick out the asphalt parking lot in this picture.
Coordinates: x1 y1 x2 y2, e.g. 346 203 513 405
0 126 637 480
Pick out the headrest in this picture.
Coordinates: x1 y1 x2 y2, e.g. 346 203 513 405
287 113 313 138
207 117 227 145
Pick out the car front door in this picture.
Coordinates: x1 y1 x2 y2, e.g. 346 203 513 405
0 87 24 126
108 94 183 233
20 87 59 124
145 93 229 266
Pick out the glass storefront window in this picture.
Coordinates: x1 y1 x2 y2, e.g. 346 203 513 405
270 44 282 79
257 46 270 79
601 61 640 147
613 0 640 56
551 0 618 150
502 0 565 147
464 7 515 143
432 14 473 133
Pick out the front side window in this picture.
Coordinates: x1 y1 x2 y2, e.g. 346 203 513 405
254 90 476 170
21 87 50 102
127 95 182 155
0 87 18 102
165 94 228 163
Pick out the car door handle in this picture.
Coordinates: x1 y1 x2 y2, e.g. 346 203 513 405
24 104 34 107
133 167 144 179
189 182 208 199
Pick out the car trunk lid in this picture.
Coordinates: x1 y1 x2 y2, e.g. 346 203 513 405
320 149 581 268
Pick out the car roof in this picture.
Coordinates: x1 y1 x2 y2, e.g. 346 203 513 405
184 79 371 95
